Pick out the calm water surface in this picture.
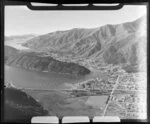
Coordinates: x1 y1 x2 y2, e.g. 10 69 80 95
5 65 98 90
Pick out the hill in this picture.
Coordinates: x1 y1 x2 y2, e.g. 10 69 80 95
4 82 48 122
5 45 90 76
5 15 147 73
22 15 146 72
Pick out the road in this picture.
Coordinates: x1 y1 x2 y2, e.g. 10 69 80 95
19 87 146 94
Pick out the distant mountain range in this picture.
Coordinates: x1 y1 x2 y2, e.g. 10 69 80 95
5 15 147 74
23 16 146 65
5 34 36 41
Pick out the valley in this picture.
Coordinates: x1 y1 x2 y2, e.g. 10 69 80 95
4 15 147 120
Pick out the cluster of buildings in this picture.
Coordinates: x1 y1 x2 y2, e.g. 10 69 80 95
117 72 146 91
75 78 114 90
74 66 146 93
72 65 147 119
112 93 146 116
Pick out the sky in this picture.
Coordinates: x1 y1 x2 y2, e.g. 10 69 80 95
5 5 147 36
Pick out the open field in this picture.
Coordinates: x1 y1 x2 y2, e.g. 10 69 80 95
23 90 107 118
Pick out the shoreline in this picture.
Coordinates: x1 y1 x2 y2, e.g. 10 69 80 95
5 64 91 78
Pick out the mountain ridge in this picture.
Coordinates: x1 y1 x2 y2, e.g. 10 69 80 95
5 45 91 76
4 82 48 122
22 15 146 69
5 15 147 73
